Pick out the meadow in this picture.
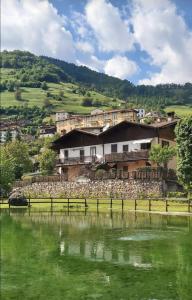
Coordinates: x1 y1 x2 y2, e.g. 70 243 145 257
1 68 122 114
165 105 192 117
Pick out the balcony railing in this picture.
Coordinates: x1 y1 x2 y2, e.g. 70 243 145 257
105 150 149 162
56 156 98 165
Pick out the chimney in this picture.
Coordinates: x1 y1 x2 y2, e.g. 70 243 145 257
167 111 175 122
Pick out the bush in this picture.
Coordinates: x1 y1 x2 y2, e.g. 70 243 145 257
167 192 187 198
95 169 107 179
82 97 93 107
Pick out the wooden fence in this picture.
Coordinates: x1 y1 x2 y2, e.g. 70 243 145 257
13 169 177 187
1 197 191 213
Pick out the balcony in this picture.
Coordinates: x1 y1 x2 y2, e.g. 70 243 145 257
56 156 97 166
105 150 149 162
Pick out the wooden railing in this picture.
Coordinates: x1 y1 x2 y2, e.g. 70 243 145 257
12 169 177 188
105 150 149 162
56 156 97 165
1 197 191 214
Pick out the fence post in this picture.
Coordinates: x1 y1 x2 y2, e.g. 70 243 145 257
188 199 190 213
110 197 113 209
122 198 124 210
97 198 99 212
149 198 151 211
28 196 31 208
135 198 137 211
85 198 87 208
165 198 168 212
50 197 53 211
68 198 70 211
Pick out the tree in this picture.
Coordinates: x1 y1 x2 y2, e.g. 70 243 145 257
4 141 32 179
38 149 56 175
82 97 93 107
149 144 176 168
7 80 15 92
0 147 15 194
14 88 22 101
5 129 12 143
43 98 51 108
175 117 192 191
41 81 48 90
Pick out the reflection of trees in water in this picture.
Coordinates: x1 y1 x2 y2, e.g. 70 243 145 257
1 211 192 299
9 210 191 231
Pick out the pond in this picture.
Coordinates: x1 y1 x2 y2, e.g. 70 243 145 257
1 209 192 300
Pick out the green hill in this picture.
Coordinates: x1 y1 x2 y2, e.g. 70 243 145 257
0 50 192 117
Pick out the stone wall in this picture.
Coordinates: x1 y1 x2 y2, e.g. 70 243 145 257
18 179 164 199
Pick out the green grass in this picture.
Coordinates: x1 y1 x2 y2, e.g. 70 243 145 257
0 71 123 114
165 105 192 117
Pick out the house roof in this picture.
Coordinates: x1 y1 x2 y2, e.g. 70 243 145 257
52 119 177 150
100 120 153 136
53 128 98 144
149 120 178 128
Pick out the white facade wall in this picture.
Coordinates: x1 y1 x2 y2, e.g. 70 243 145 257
104 140 142 154
0 129 18 143
39 133 54 138
59 139 153 159
59 144 103 159
56 112 69 122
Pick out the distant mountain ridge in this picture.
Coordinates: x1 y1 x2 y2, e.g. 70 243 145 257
1 50 192 108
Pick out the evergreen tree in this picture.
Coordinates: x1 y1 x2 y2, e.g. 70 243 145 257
14 88 22 101
41 81 48 90
175 117 192 192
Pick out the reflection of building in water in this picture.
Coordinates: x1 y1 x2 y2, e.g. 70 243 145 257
59 239 152 268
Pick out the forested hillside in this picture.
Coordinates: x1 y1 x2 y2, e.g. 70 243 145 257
1 50 192 111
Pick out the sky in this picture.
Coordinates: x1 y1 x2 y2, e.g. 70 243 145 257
2 0 192 85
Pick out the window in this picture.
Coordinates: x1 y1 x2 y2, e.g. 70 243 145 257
112 112 117 120
64 150 68 159
162 140 169 147
111 144 117 153
80 149 85 162
123 166 128 172
90 146 96 157
123 145 129 153
141 143 151 150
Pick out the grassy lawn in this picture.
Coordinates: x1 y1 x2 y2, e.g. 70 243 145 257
1 198 191 213
165 105 192 117
0 79 123 114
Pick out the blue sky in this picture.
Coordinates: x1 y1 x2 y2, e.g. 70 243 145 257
2 0 192 85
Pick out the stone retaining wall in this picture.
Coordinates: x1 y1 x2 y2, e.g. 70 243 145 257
18 179 164 199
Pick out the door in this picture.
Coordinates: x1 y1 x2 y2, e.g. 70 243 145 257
80 149 85 162
90 146 96 162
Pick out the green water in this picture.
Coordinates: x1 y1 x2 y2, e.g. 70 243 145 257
1 209 192 300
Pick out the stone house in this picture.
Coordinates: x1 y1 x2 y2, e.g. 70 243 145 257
56 109 138 134
0 125 20 143
39 125 56 138
52 120 177 181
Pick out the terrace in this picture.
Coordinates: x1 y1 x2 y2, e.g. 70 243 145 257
105 150 149 162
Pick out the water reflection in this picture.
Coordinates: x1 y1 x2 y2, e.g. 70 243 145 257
1 209 192 300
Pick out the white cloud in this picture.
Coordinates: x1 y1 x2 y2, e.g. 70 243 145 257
1 0 75 62
77 55 105 72
85 0 134 52
132 0 192 84
104 55 138 79
76 41 94 54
